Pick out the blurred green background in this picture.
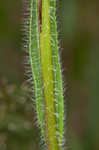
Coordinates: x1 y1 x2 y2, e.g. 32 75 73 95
0 0 99 150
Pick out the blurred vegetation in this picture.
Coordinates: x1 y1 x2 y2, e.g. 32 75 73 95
0 0 99 150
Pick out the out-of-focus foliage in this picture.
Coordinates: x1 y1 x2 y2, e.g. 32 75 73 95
0 0 99 150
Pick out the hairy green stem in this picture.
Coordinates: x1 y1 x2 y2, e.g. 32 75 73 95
28 0 64 149
40 0 58 149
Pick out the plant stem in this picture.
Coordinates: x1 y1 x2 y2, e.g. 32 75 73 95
28 0 64 149
40 0 59 149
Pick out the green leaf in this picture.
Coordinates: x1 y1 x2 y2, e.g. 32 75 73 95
29 0 45 140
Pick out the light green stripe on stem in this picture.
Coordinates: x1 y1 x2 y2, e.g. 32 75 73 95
40 0 59 150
